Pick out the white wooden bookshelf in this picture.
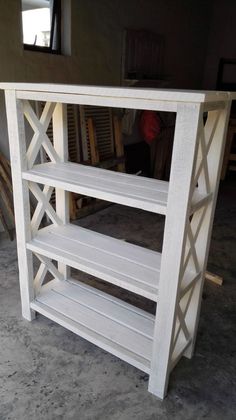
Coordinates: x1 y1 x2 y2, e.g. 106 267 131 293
1 82 235 399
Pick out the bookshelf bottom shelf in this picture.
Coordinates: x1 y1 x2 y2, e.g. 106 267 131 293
30 277 155 373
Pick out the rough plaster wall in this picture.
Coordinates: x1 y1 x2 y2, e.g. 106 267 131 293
0 0 211 231
0 0 210 157
203 0 236 89
74 0 210 88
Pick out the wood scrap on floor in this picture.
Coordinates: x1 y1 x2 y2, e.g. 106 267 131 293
205 271 223 286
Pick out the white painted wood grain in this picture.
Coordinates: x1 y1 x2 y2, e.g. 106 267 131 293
26 223 161 301
0 82 234 102
22 162 212 217
24 101 58 168
148 102 203 399
22 162 169 214
31 277 154 372
4 90 35 320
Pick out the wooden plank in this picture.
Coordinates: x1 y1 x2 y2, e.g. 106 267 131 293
0 82 233 102
35 278 154 361
113 116 125 172
80 105 114 162
22 162 212 216
31 299 151 373
4 90 35 321
17 91 178 113
43 161 168 190
0 152 11 181
22 162 169 214
67 104 80 162
0 205 13 240
27 238 160 305
87 117 100 165
37 223 160 269
205 271 223 286
0 158 12 193
69 193 78 220
48 278 154 336
26 223 161 301
0 175 14 222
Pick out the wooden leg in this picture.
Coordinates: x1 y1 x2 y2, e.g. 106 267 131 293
148 103 203 399
5 90 35 321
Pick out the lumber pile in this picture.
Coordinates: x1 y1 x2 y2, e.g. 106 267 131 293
0 152 14 240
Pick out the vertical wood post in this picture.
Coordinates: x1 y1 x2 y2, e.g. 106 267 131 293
148 103 203 399
53 102 70 279
5 90 35 321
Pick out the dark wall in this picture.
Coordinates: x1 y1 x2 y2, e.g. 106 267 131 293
74 0 211 88
203 0 236 89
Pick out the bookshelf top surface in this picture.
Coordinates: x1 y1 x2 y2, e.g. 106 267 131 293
1 82 235 103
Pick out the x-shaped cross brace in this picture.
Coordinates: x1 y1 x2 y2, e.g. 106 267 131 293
23 100 60 169
29 182 62 235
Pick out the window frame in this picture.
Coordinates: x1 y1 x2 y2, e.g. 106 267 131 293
23 0 61 54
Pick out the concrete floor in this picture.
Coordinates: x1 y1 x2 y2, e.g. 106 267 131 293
0 176 235 420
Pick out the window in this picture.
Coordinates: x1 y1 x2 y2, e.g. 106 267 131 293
21 0 61 53
217 58 236 90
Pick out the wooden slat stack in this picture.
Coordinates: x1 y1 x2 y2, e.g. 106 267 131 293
0 152 14 240
70 107 125 220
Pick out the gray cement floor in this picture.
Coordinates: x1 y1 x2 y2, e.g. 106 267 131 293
0 176 235 420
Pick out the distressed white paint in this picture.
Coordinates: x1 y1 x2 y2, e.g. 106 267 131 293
4 90 35 320
148 102 203 398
